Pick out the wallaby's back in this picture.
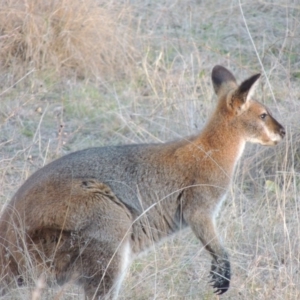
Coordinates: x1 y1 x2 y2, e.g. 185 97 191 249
12 141 192 217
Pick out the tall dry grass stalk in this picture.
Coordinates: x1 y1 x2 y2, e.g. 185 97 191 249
0 0 137 79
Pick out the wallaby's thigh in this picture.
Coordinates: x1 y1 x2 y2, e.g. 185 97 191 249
41 179 133 298
29 223 132 299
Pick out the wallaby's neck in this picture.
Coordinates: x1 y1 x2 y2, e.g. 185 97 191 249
191 112 246 176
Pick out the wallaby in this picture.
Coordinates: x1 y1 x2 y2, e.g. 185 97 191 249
0 65 285 299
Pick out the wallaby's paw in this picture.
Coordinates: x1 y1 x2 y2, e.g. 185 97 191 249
209 259 231 295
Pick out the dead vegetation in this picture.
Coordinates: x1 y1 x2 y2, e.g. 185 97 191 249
0 0 137 80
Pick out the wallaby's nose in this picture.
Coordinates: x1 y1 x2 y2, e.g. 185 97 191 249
279 126 285 138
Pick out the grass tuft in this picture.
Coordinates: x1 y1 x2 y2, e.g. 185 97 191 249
0 0 137 79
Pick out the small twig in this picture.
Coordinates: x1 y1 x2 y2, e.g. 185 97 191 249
0 69 35 97
238 0 277 104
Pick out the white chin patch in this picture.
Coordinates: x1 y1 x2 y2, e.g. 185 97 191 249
270 132 283 143
248 133 282 146
247 136 265 144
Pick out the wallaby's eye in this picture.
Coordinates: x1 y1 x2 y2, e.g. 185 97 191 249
260 113 267 120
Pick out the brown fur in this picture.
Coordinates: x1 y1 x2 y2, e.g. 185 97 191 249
0 66 285 299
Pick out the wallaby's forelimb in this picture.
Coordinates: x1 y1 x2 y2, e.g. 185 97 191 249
184 199 230 294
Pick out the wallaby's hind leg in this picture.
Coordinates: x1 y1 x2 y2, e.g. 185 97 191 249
33 229 131 299
31 224 132 300
55 237 131 300
46 180 133 299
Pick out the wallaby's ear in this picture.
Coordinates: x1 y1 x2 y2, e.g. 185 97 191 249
236 73 261 103
211 65 237 96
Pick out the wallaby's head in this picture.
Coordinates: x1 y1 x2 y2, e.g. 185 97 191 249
211 65 285 146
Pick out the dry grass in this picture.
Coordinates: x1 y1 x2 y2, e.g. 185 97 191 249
0 0 137 79
1 0 300 299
